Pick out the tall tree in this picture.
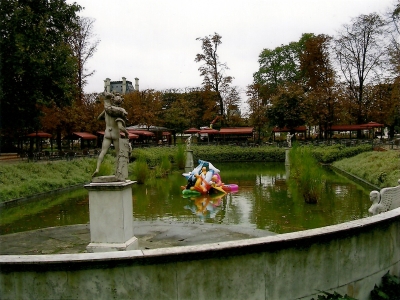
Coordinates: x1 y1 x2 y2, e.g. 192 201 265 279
333 13 386 125
222 86 242 126
162 95 200 136
385 1 400 137
300 34 339 138
253 33 313 102
246 84 269 143
183 87 219 128
0 0 81 138
195 33 233 118
267 82 308 133
70 17 100 104
123 90 163 128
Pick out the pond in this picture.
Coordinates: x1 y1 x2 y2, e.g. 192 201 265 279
0 162 373 235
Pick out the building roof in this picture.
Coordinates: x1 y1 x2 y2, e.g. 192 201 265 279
184 127 200 134
198 128 219 134
127 130 155 136
219 127 254 135
26 131 52 138
272 126 307 132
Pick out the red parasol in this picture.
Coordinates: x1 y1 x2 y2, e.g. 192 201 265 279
97 131 139 139
26 131 52 138
72 132 97 140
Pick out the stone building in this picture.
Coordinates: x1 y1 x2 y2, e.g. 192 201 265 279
104 77 139 94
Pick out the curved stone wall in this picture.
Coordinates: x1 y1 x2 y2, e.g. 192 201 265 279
1 208 400 299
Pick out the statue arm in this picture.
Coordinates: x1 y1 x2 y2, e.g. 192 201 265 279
97 110 105 120
105 106 128 118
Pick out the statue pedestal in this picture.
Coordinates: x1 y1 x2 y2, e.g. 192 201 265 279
185 150 194 173
285 147 290 166
84 180 138 252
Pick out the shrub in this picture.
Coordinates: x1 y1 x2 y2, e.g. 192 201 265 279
95 155 114 176
154 154 172 178
132 155 149 184
131 147 176 167
312 291 356 299
371 271 400 300
174 144 186 169
289 143 325 203
311 272 400 300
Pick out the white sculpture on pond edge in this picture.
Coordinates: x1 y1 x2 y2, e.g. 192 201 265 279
287 133 294 148
368 179 400 215
186 135 192 150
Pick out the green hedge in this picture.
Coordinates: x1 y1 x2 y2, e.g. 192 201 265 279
309 144 372 164
191 145 285 162
131 147 177 167
131 144 372 166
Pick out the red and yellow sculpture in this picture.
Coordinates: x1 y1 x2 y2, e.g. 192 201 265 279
181 160 238 196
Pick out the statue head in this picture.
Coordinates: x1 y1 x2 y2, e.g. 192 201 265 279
96 91 114 103
113 93 123 106
369 191 380 204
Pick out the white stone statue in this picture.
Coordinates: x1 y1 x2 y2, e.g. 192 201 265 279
186 135 192 150
287 133 294 148
92 91 130 180
368 191 382 215
368 180 400 215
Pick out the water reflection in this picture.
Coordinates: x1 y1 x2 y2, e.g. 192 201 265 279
0 162 373 235
184 194 225 222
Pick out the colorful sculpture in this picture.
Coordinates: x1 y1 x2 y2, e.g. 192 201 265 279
181 160 239 195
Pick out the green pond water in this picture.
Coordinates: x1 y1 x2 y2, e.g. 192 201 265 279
0 162 373 235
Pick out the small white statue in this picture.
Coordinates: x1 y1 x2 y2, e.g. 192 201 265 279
287 133 294 148
368 180 400 215
368 191 382 215
186 135 192 150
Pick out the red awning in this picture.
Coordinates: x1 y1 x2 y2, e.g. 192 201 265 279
198 128 219 134
360 122 384 128
97 131 139 139
127 130 155 136
162 131 171 136
184 127 200 134
272 126 307 132
26 131 52 138
127 132 139 139
219 127 254 135
73 132 97 140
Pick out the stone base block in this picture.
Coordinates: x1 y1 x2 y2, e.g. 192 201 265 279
87 236 138 253
185 150 194 173
84 180 138 253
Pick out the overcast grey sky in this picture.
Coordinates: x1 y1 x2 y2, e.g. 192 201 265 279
68 0 394 100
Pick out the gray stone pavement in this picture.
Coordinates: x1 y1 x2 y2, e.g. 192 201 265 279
0 221 276 255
